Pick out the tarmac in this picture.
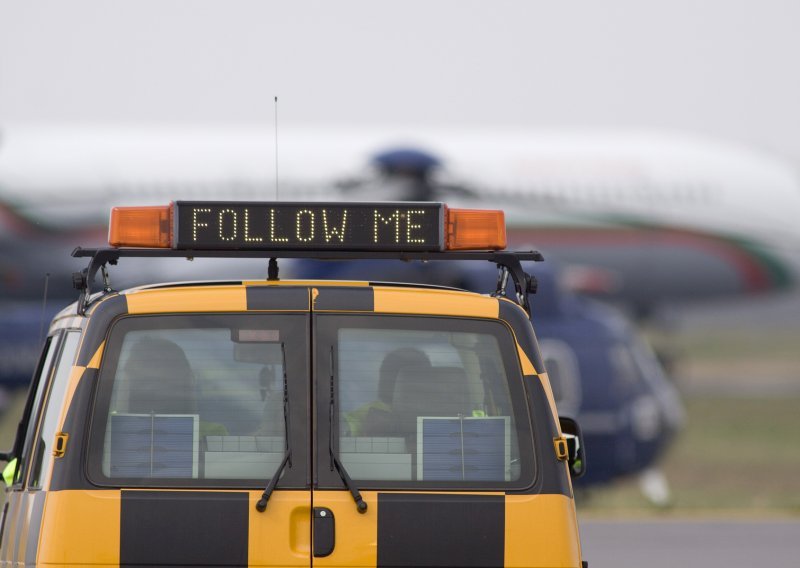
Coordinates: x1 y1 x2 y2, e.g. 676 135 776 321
580 518 800 568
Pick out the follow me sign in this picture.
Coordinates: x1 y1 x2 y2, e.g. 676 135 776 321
174 202 445 251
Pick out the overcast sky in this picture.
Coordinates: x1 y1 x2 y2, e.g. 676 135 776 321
1 1 799 163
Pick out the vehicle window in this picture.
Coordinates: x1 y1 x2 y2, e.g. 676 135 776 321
89 315 302 486
333 317 532 487
29 331 81 489
14 336 58 488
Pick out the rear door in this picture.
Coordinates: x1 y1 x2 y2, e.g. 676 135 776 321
81 311 311 568
313 312 536 568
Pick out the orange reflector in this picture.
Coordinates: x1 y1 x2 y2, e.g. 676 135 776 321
108 205 173 248
445 208 506 250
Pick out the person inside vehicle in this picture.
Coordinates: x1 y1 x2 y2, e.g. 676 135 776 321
344 347 432 437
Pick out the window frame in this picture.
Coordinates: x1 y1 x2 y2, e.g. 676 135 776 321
85 313 310 489
13 333 60 490
314 313 536 492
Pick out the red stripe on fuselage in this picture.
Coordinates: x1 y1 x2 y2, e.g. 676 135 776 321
508 227 773 293
0 203 38 237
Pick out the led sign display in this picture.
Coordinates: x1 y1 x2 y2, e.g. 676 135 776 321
174 202 445 251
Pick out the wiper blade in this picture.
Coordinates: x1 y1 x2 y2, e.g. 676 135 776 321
329 347 368 513
256 343 292 513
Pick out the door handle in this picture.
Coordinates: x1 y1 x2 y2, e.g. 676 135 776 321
312 507 335 557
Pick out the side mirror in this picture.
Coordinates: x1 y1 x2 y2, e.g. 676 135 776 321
558 417 586 479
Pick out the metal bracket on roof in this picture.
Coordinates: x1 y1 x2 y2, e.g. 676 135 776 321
489 252 538 314
72 248 122 315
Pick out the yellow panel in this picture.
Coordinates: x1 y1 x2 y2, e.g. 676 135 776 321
244 280 369 287
87 342 105 369
312 491 378 568
504 494 582 567
517 345 537 376
37 490 121 566
126 287 247 313
501 307 559 430
248 490 311 567
55 366 86 434
373 288 499 319
538 371 562 434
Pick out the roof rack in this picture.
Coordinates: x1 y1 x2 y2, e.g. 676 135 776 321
71 247 543 316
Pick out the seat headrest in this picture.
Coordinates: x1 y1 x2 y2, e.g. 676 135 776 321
124 337 196 414
392 366 471 419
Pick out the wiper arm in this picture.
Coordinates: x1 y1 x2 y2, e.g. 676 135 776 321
255 451 290 513
256 343 292 513
329 347 368 513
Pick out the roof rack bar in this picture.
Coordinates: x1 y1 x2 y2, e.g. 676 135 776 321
72 247 543 262
71 247 543 315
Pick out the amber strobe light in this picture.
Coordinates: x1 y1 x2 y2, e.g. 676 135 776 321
108 205 173 248
445 207 506 250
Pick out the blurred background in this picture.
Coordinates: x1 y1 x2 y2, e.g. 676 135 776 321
1 0 799 564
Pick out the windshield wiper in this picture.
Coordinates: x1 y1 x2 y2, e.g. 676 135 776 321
329 347 368 513
256 343 292 513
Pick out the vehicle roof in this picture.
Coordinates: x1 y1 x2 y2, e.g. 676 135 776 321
49 278 510 334
134 279 467 293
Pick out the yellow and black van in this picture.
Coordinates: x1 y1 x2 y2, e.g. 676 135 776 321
0 201 586 567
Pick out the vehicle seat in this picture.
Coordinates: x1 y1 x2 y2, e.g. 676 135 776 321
390 366 472 441
123 337 197 415
357 348 432 437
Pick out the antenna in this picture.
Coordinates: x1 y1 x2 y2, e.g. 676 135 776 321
274 96 279 200
39 273 50 343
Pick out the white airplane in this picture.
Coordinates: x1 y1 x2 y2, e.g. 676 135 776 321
1 124 798 316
